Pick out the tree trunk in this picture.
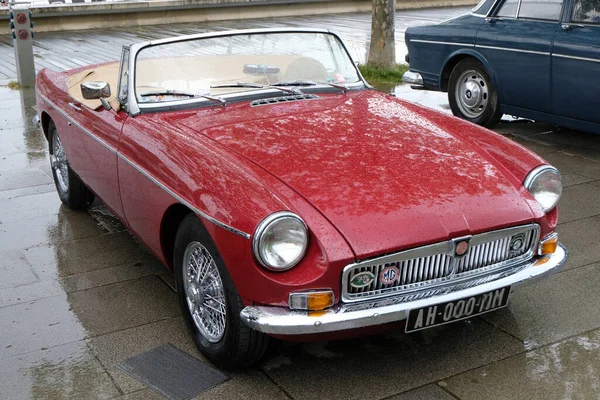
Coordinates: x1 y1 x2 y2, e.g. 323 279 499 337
368 0 396 68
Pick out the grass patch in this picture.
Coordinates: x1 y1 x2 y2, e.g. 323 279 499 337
7 81 21 90
358 63 409 84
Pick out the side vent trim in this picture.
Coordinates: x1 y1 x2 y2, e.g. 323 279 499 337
250 94 319 106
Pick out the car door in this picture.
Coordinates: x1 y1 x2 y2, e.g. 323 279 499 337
65 101 127 218
476 0 564 113
552 0 600 123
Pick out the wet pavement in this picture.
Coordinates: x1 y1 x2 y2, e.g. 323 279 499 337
3 7 600 400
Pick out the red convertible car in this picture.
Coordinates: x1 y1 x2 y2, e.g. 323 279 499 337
36 28 567 369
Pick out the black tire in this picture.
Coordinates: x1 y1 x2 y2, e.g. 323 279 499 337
174 214 270 370
448 58 502 128
48 121 95 209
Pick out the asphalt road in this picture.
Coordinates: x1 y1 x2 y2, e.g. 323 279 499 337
2 7 600 400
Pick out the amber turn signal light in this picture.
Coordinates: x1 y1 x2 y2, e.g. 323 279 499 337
289 290 334 311
538 233 558 256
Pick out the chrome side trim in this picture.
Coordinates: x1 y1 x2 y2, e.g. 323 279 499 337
240 244 567 335
476 45 550 56
410 39 474 47
553 53 600 64
36 92 251 239
116 153 251 239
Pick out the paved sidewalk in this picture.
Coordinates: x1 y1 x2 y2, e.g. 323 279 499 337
3 6 600 400
0 7 469 81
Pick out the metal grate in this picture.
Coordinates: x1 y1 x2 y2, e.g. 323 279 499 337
342 225 539 302
250 94 319 106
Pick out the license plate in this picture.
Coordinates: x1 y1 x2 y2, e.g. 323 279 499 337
405 286 510 333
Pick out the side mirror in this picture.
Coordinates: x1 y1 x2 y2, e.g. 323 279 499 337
81 81 111 100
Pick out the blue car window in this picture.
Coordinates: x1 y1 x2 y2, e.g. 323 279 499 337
518 0 563 20
497 0 519 18
472 0 495 15
573 0 600 23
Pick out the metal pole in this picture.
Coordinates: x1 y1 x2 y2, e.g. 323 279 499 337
8 3 36 88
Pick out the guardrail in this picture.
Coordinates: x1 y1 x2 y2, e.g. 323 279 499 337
1 0 477 33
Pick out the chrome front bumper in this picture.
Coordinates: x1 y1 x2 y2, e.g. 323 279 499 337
401 70 424 85
240 244 567 335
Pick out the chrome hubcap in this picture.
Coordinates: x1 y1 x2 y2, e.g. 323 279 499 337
51 135 69 193
183 242 226 343
455 70 489 118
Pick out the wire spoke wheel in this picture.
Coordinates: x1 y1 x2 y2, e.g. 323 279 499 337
51 135 69 194
183 241 227 343
455 69 489 119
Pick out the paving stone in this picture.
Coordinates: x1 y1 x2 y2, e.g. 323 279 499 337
483 263 600 348
0 212 105 252
263 319 523 400
560 173 596 188
443 328 600 400
541 152 600 175
0 250 38 289
0 340 120 400
66 276 180 338
60 259 166 293
0 294 86 360
386 384 456 400
555 183 600 223
0 183 56 200
0 168 53 191
0 279 64 309
24 231 153 278
0 191 73 224
556 216 600 270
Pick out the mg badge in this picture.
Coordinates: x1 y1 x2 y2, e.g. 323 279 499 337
380 266 399 285
452 237 472 258
350 271 375 289
509 234 525 256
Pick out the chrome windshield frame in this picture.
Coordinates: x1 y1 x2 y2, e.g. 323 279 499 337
125 28 368 116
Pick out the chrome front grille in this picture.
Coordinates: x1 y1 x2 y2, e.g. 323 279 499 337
342 224 540 302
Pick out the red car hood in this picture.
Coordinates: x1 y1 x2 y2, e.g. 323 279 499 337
177 91 537 259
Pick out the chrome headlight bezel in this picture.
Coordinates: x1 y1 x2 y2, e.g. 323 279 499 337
524 165 563 213
252 211 309 271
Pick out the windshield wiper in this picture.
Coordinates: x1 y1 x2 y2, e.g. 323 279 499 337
139 90 226 106
210 82 303 95
273 80 348 93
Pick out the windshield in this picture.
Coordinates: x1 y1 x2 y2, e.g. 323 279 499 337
134 32 361 104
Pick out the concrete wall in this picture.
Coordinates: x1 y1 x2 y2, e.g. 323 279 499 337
1 0 477 33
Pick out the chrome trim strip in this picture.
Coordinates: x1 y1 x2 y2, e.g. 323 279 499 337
523 165 560 189
553 53 600 64
409 39 474 47
341 224 540 303
240 244 567 335
36 92 251 239
476 44 550 56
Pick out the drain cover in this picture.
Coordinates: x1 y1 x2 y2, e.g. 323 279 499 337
117 344 229 400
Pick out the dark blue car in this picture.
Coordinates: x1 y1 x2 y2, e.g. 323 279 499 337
403 0 600 133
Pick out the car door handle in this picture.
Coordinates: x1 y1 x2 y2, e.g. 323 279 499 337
68 102 82 111
561 23 585 31
485 17 503 23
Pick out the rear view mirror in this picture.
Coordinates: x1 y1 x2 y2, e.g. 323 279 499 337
81 81 111 100
243 64 280 75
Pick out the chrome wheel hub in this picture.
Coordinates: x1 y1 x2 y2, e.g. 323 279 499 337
183 242 226 343
455 70 489 119
51 135 69 193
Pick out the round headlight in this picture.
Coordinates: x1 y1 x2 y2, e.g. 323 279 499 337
252 212 309 271
524 166 562 213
